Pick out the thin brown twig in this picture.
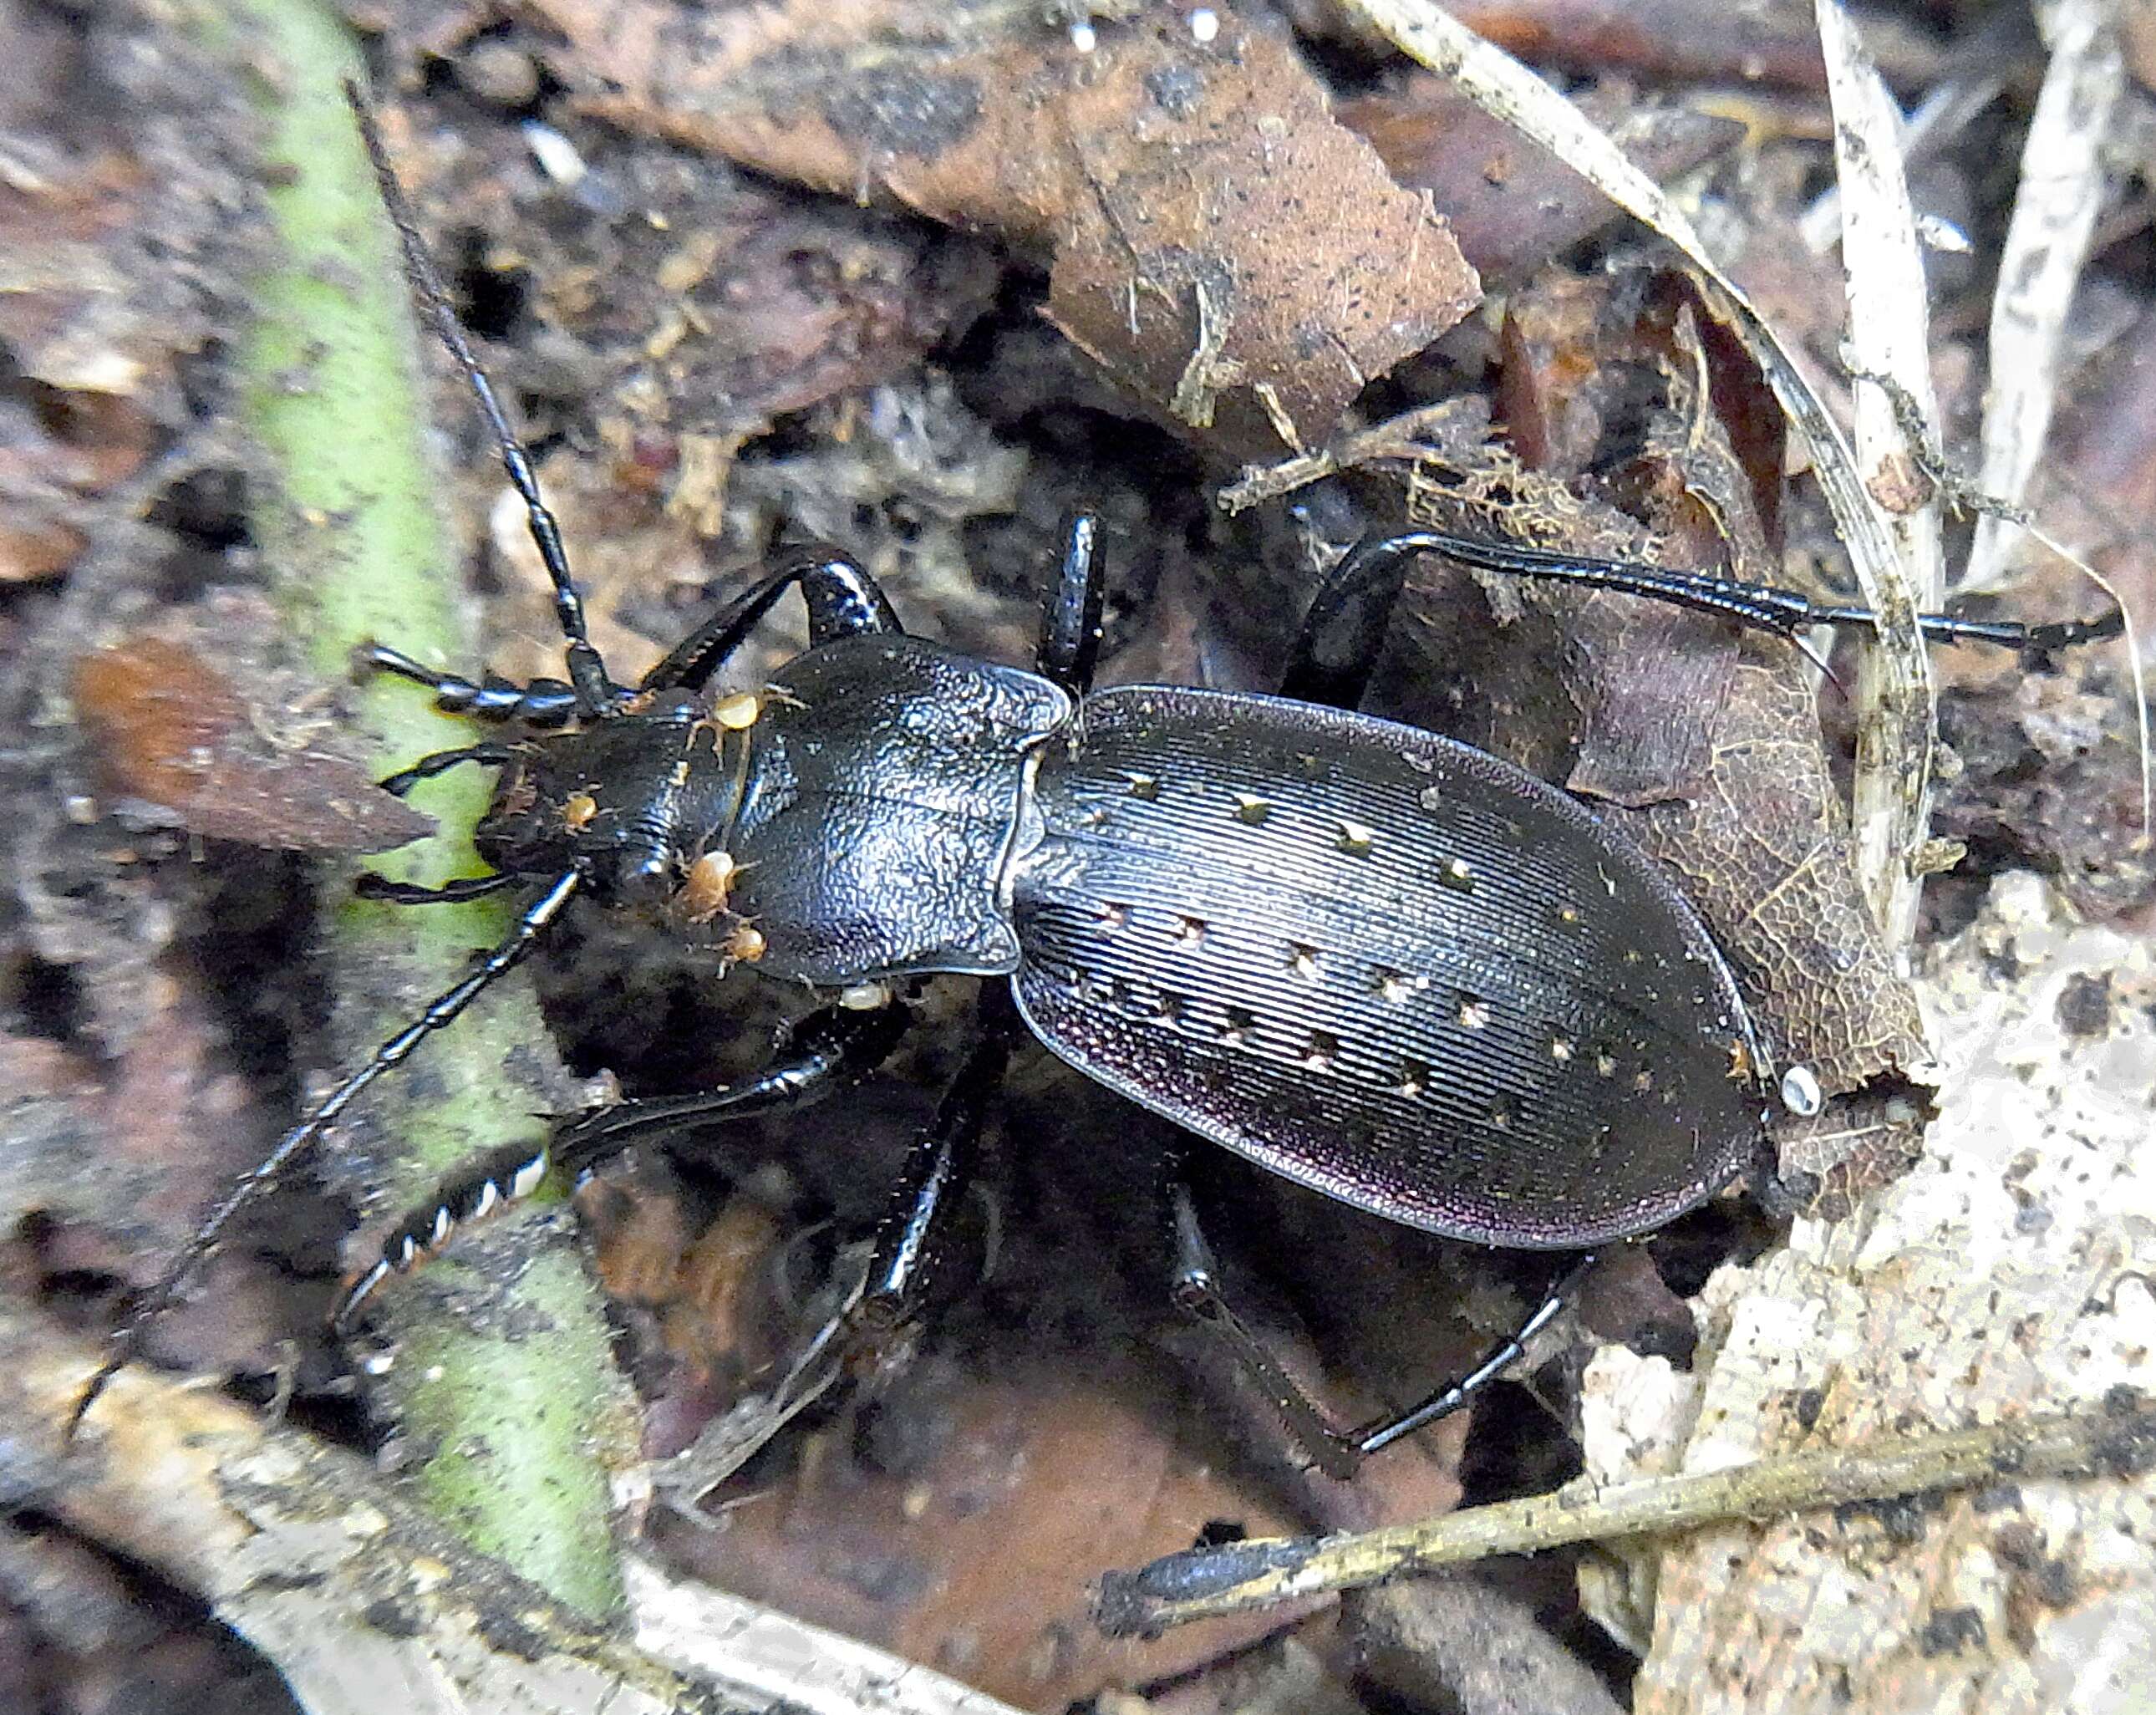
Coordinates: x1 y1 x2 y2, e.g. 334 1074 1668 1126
1096 1390 2156 1636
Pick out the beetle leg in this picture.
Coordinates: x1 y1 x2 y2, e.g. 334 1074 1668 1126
1278 534 1417 711
1035 511 1106 698
334 1138 554 1329
848 992 1017 1357
1351 529 2123 651
640 544 904 694
353 873 518 905
547 1002 911 1162
1350 1252 1599 1458
356 643 599 727
69 868 584 1436
333 1001 910 1327
1167 1167 1602 1477
1165 1170 1368 1481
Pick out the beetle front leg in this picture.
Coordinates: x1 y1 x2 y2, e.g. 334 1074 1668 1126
333 1002 910 1326
374 741 518 798
639 542 903 695
353 873 518 906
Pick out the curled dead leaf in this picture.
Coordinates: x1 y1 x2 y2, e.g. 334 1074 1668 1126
551 3 1480 457
0 515 87 582
1311 269 1930 1103
1340 74 1743 285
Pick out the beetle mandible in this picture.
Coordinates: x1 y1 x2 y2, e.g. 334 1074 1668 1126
71 89 2120 1474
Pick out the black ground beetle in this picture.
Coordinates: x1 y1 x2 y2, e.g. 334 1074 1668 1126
71 92 2119 1475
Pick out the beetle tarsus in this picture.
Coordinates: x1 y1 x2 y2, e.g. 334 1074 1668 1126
1167 1178 1602 1477
1351 1253 1598 1457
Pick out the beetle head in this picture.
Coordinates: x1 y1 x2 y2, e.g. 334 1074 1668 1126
472 691 746 917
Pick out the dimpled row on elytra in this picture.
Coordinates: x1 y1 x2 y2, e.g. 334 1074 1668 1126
1009 685 1762 1249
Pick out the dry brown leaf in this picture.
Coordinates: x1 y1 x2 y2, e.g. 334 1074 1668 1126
72 632 433 854
602 1079 1492 1707
545 1 1481 458
1340 74 1742 286
0 515 87 582
654 1361 1316 1708
1301 269 1930 1138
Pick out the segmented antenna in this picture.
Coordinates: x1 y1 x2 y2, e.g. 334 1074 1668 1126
344 79 617 720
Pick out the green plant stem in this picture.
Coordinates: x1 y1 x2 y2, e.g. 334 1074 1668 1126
222 0 633 1619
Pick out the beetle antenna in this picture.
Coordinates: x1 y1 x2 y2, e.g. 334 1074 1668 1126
343 80 616 721
68 868 584 1437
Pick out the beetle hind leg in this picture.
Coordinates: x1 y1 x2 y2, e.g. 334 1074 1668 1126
1167 1172 1367 1480
1167 1163 1598 1478
1350 1253 1598 1458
